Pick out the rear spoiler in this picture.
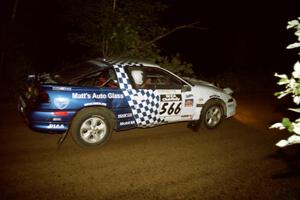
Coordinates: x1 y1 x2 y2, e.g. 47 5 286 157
28 74 36 79
26 74 38 85
26 73 57 84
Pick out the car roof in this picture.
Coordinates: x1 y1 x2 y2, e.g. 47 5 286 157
88 57 160 68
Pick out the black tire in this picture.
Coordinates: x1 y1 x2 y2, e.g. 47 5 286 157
201 100 224 129
70 107 113 148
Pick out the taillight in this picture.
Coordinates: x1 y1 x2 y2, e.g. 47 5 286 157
38 91 50 103
53 111 68 116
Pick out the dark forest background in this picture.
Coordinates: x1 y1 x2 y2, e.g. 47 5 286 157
1 0 300 98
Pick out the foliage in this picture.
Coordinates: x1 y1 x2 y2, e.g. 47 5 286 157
159 54 194 76
62 0 194 76
270 17 300 147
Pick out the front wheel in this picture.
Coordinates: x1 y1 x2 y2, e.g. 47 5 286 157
70 107 113 148
201 101 224 129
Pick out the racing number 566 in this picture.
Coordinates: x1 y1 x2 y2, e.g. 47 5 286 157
159 102 181 116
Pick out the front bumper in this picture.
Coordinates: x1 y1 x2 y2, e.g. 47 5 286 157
226 97 237 117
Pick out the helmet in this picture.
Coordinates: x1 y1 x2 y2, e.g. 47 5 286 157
131 70 144 85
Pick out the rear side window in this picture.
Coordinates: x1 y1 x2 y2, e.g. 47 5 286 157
53 62 101 83
76 68 119 88
53 62 119 88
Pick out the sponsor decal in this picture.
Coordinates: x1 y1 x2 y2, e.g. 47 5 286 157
54 97 70 110
120 120 135 126
84 102 107 106
133 95 147 101
184 99 194 107
161 94 181 102
159 94 182 116
72 92 124 99
118 113 133 118
181 115 193 119
158 89 179 93
52 86 72 91
197 98 204 105
72 93 91 99
186 94 194 98
47 124 65 129
52 118 62 121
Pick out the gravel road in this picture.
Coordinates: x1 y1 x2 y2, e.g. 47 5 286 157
0 93 300 200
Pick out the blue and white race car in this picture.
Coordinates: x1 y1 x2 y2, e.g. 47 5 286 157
18 58 236 147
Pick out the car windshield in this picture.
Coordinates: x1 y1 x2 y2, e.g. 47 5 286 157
52 62 104 83
182 77 195 86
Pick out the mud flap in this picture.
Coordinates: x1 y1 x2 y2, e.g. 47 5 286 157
57 131 69 148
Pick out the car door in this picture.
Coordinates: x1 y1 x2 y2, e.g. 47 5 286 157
154 70 196 123
128 66 196 123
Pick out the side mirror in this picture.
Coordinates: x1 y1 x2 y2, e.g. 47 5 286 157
181 84 191 92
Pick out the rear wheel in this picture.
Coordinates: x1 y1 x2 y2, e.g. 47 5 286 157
201 100 224 129
70 107 113 148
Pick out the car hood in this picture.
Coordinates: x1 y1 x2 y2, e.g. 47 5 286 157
184 77 233 95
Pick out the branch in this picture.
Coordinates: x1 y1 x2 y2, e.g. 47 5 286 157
11 0 19 23
135 21 208 50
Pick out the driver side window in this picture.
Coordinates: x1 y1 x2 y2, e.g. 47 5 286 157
128 66 183 90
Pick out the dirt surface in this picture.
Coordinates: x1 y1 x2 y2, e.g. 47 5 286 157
1 92 300 200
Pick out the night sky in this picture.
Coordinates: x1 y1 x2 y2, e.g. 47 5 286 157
1 0 300 79
161 1 300 75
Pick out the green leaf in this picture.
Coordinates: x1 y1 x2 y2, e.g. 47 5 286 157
277 78 289 85
295 30 300 37
274 73 288 79
269 122 285 129
287 19 300 29
289 108 300 113
287 42 300 49
282 118 291 127
293 96 300 104
272 18 300 147
275 91 289 99
274 92 281 96
295 86 300 95
288 125 294 133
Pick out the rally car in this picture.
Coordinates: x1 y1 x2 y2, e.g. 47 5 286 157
18 58 236 148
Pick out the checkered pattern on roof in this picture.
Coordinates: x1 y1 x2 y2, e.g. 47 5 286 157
113 64 164 127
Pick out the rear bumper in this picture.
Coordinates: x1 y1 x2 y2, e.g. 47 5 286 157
17 97 74 133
